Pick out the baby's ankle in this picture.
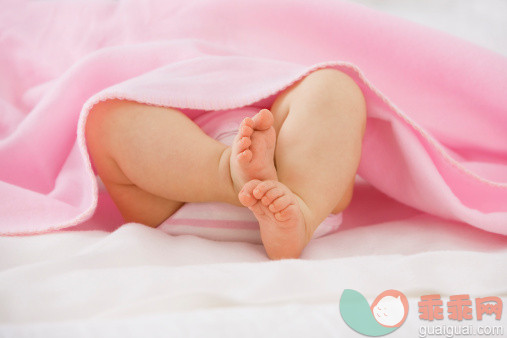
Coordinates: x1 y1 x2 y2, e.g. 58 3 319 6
292 195 319 246
218 146 243 206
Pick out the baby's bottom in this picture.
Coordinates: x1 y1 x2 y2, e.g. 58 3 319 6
85 69 366 259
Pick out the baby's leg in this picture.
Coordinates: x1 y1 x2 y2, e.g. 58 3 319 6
239 69 366 259
85 100 241 227
274 69 366 220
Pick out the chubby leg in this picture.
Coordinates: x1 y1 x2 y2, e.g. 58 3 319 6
85 99 278 228
239 69 366 259
85 100 240 227
273 69 365 220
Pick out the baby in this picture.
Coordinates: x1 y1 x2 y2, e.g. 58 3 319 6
85 68 366 259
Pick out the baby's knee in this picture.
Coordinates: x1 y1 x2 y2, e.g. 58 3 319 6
317 68 367 136
85 99 137 152
85 101 114 159
85 100 133 180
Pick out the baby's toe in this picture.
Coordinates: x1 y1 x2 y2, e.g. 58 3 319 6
252 109 274 131
268 194 292 213
238 191 256 207
274 207 293 222
239 118 254 136
261 187 284 206
237 149 252 163
239 179 262 207
252 180 278 199
238 137 251 151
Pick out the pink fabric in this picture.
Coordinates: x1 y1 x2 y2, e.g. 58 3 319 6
1 0 506 236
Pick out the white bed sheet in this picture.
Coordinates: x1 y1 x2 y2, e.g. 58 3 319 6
1 1 506 337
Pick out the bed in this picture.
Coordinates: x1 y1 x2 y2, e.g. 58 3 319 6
1 0 506 337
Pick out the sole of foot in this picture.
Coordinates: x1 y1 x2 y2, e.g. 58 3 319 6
238 179 310 260
229 109 277 194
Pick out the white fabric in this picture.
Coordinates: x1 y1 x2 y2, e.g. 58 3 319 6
1 179 506 336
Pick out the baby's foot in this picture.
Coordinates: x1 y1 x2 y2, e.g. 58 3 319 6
230 109 277 193
238 179 310 259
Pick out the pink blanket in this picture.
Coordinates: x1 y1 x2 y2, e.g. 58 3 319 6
1 0 506 236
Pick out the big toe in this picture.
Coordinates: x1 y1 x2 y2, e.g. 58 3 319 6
252 109 274 131
238 179 262 207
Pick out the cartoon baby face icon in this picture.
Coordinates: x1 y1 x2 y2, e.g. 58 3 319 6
370 290 409 327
